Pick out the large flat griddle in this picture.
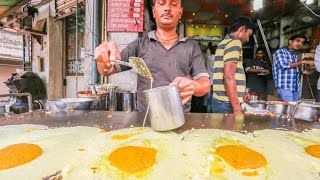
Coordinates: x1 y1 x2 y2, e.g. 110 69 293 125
0 110 319 133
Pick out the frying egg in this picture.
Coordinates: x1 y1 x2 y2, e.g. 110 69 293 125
253 129 320 179
0 125 102 179
180 129 271 179
61 127 196 180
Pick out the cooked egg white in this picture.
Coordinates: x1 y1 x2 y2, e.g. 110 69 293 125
180 129 271 180
253 129 320 180
0 125 102 179
61 127 203 180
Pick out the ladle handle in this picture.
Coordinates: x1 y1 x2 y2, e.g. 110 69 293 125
83 52 132 67
290 99 303 117
111 59 132 67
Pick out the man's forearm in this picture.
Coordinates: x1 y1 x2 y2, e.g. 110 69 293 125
224 75 241 108
290 61 303 68
192 77 210 96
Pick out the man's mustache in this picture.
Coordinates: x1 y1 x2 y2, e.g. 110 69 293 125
161 13 173 18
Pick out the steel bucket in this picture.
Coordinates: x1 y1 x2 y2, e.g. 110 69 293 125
143 85 185 131
105 84 118 111
292 102 320 122
116 91 138 112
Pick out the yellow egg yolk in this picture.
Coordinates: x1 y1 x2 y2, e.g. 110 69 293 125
216 145 267 170
108 146 157 172
111 131 142 140
0 143 42 170
305 145 320 158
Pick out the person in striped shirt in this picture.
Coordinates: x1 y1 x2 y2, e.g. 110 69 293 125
272 34 314 102
209 16 254 114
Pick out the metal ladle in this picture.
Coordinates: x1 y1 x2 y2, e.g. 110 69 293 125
84 52 153 80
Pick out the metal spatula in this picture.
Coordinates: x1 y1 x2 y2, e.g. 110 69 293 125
111 57 153 80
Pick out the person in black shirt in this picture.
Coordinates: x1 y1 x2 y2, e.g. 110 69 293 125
245 47 270 98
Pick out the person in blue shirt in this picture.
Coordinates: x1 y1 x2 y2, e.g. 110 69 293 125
272 34 314 102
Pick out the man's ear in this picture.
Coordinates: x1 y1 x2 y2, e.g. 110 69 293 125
238 26 246 33
152 6 156 18
180 7 183 19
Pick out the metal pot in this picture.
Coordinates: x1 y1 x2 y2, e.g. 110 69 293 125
268 101 289 115
77 91 108 110
116 91 138 112
247 100 268 110
47 98 94 111
144 85 185 131
293 102 320 122
0 104 5 117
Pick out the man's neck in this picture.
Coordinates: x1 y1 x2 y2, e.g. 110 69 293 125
229 32 239 39
288 46 297 53
155 28 178 39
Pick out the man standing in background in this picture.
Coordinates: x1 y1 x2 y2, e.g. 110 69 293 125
273 34 314 102
245 47 270 99
210 16 254 114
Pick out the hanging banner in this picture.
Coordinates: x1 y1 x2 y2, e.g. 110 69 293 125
0 31 23 60
107 0 144 32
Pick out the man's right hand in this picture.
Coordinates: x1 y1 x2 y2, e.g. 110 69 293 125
94 41 121 66
95 41 121 76
232 106 243 115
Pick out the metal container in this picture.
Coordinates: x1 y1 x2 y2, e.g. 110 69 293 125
267 101 289 115
105 84 118 111
143 85 185 131
247 100 268 110
47 98 94 111
117 91 137 112
0 104 5 117
292 102 320 122
77 91 108 110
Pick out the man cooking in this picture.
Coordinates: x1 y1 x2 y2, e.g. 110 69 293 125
273 34 314 102
95 0 210 112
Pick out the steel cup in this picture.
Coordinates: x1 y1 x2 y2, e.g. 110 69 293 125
143 85 185 131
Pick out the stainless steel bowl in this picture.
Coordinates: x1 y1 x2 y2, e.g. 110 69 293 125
268 102 289 115
248 100 268 110
47 98 94 111
293 102 320 122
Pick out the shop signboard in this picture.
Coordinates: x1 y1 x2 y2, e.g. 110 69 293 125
107 0 144 32
0 31 23 60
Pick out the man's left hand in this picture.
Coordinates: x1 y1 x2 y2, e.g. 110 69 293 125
171 77 195 105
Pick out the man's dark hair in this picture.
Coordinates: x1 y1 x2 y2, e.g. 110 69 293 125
256 47 265 53
229 16 255 34
152 0 182 5
289 34 306 41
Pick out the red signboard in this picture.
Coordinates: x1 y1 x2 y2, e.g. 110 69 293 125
107 0 144 32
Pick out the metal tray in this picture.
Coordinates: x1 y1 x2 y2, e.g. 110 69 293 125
1 110 319 133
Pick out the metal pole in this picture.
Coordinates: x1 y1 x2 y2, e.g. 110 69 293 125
257 19 273 63
91 0 101 84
